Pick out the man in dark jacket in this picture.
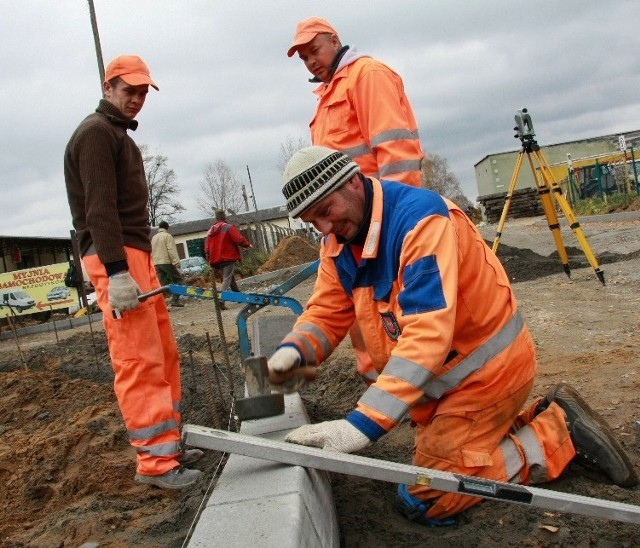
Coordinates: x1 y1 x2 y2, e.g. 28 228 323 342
204 210 252 300
64 55 202 489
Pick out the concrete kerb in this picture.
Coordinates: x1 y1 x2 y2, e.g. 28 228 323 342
187 314 340 548
187 394 340 548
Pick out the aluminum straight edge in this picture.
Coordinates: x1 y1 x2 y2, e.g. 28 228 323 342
183 424 640 525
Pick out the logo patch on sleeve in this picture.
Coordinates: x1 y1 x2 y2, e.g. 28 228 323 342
380 312 401 340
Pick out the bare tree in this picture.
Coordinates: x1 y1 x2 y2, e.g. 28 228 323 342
141 145 185 226
197 160 245 217
421 153 473 210
277 135 309 174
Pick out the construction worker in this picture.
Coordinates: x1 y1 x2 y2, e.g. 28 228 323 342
64 55 203 489
151 221 184 308
288 16 425 386
268 146 638 525
287 16 424 187
204 210 252 308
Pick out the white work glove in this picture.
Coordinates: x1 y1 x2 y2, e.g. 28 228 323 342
286 419 371 453
267 346 318 394
108 272 141 311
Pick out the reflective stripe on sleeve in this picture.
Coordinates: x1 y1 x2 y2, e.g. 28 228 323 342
286 322 334 364
379 159 423 177
383 355 432 388
359 385 409 423
423 311 524 399
341 143 371 160
371 128 420 147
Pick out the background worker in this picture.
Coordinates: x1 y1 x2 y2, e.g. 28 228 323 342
287 16 426 384
204 210 252 308
268 146 638 525
64 55 202 490
151 221 184 308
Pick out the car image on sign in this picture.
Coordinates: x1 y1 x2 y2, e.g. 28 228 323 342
0 290 36 312
47 286 71 301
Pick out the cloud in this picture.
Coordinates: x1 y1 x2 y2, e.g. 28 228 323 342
1 0 639 237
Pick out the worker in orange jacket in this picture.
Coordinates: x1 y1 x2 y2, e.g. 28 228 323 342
268 146 637 525
288 17 424 186
288 16 425 384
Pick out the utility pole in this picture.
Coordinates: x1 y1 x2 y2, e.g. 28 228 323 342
241 185 250 212
87 0 105 92
246 165 266 252
246 166 259 212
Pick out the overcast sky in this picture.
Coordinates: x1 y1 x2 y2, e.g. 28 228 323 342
2 1 639 238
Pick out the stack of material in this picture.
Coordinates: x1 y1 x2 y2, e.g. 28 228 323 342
477 187 543 223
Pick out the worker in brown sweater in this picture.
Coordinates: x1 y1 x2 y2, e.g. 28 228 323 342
64 55 202 489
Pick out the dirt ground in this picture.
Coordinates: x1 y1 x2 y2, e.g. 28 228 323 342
1 222 640 547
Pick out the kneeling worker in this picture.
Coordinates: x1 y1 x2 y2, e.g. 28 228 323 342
267 145 638 525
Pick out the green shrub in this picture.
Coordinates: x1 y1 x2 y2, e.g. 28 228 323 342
236 249 269 278
572 192 638 216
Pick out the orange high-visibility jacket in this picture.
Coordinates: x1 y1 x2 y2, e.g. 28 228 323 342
280 179 534 440
310 50 424 187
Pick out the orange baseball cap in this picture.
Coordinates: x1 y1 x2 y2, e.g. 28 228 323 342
104 55 159 90
287 17 338 57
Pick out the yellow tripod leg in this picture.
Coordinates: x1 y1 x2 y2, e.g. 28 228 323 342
534 150 605 285
527 153 571 278
492 152 524 253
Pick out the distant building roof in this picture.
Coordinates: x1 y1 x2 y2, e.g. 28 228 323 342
474 128 640 167
154 205 291 237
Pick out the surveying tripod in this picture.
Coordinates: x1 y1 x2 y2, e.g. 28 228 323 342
491 108 605 285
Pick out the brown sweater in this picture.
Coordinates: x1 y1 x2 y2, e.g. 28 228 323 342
64 99 151 272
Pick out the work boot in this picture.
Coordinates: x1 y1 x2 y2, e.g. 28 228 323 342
544 382 638 487
393 484 457 527
177 448 204 466
171 300 184 308
134 466 202 489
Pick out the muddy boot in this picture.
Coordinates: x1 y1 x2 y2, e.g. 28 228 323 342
134 466 202 489
544 382 638 487
177 448 204 466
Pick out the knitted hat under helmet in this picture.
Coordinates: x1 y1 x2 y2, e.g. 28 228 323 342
282 146 359 217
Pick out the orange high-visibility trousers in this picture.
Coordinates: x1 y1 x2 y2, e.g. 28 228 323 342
83 246 182 476
409 379 575 520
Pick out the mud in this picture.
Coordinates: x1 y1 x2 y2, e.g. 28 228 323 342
1 217 640 547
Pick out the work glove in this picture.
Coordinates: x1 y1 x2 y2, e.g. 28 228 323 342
108 272 141 311
268 346 318 394
286 419 371 453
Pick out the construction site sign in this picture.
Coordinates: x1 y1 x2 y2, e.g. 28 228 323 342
0 262 78 318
